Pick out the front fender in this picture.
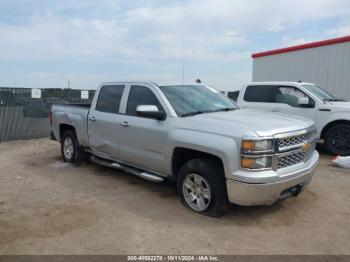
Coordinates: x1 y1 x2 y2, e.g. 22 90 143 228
166 129 239 179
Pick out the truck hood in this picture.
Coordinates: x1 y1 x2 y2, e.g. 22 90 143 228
325 101 350 111
174 109 314 138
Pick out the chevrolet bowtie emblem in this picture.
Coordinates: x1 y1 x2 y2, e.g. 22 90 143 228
302 142 310 152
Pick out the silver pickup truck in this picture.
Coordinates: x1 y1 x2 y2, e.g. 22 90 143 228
51 81 319 217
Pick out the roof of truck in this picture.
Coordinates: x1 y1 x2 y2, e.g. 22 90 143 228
98 81 206 87
245 81 315 86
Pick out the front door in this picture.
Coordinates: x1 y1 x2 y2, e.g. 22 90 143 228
240 85 317 122
270 86 317 121
118 85 168 174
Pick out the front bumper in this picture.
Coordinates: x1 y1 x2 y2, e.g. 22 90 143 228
226 151 319 206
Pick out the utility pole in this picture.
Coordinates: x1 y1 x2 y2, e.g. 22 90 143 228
182 60 185 85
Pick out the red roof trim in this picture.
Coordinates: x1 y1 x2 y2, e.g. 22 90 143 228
252 35 350 58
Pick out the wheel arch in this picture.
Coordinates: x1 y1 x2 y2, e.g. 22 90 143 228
171 147 226 180
320 119 350 139
59 123 76 142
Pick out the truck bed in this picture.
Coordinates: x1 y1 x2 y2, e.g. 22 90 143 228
51 104 90 146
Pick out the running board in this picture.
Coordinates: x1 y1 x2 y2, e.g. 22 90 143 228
90 156 164 183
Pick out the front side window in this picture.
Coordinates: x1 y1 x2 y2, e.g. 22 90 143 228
159 85 237 117
275 86 311 107
126 85 164 117
96 85 125 113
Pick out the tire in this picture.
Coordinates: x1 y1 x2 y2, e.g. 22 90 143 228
61 130 86 165
177 158 228 217
324 124 350 156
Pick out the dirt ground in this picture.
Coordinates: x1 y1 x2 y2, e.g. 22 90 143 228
0 138 349 255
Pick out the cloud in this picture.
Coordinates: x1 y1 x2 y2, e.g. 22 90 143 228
1 0 350 89
325 26 350 37
282 37 311 46
1 0 350 63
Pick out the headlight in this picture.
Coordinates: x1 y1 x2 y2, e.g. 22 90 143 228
241 156 273 170
241 139 273 153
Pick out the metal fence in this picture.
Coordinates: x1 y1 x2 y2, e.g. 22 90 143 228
0 87 95 142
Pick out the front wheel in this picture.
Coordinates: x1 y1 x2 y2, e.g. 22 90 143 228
177 159 228 217
324 124 350 156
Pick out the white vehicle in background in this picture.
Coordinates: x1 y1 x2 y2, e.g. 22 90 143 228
233 82 350 156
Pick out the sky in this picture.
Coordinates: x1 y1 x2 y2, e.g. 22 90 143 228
0 0 350 91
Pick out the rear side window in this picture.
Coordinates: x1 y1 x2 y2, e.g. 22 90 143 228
96 85 125 113
126 85 163 117
244 85 276 103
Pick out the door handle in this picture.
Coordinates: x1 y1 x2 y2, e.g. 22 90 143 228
89 116 97 121
271 108 280 112
120 121 130 127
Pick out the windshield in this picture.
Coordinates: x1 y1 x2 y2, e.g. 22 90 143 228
159 85 238 117
302 84 338 101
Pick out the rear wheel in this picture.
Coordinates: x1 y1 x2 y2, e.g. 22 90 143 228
177 158 228 217
324 124 350 156
61 130 86 164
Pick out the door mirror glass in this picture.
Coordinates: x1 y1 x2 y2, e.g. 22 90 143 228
136 105 166 120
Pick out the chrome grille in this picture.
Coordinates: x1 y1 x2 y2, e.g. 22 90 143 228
278 152 304 169
278 132 314 151
277 140 316 169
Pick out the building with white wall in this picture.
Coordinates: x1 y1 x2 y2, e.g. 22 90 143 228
252 36 350 100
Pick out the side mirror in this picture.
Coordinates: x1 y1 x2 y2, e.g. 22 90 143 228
298 97 309 106
136 105 166 120
298 97 309 105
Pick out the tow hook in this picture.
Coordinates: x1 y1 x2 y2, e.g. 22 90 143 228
280 184 304 199
290 185 303 196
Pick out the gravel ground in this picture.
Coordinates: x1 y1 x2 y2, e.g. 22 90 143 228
0 138 349 255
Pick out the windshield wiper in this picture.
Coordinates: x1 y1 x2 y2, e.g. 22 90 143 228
181 108 235 117
212 107 236 112
181 111 206 117
323 98 345 102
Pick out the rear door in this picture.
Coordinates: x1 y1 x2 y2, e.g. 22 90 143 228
238 85 278 111
118 84 169 173
88 85 125 159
